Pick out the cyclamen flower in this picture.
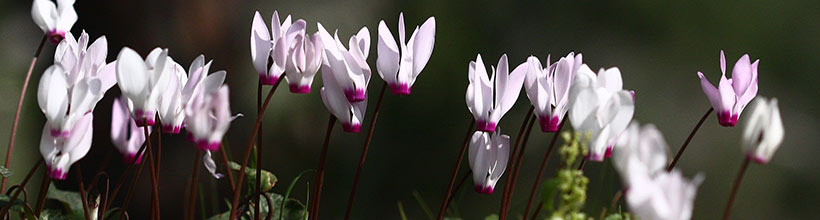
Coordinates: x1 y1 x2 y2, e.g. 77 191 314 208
466 54 528 132
613 122 669 186
626 170 703 220
282 20 324 93
376 13 436 95
185 77 231 151
467 130 510 194
111 97 150 164
524 52 582 132
251 10 292 85
158 55 218 133
31 0 77 44
40 113 92 180
742 97 784 164
569 65 634 161
697 51 759 127
318 45 368 133
317 23 371 103
55 31 117 92
116 47 172 126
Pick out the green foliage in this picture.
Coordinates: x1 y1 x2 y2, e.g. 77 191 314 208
0 166 12 178
281 169 313 220
229 161 278 193
483 214 499 220
40 209 69 220
541 132 591 220
46 183 86 219
207 193 307 220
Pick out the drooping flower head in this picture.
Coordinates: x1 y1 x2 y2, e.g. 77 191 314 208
697 51 759 127
251 10 293 85
158 55 216 133
184 70 231 151
111 97 151 164
31 0 77 44
376 12 436 95
569 65 634 161
468 130 510 194
316 23 371 103
466 54 528 132
40 113 92 180
524 52 582 132
613 122 669 186
626 170 703 220
38 32 115 138
742 97 784 164
115 47 172 126
282 19 324 93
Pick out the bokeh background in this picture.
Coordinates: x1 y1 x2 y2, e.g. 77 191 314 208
1 0 818 219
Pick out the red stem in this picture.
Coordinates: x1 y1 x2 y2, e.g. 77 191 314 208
186 150 203 220
502 112 537 217
499 107 535 220
255 80 262 220
308 115 336 220
143 125 160 219
722 157 750 220
228 77 283 220
2 35 48 192
667 108 714 171
0 159 43 216
343 82 387 220
34 172 51 216
106 132 152 213
219 145 236 192
75 164 91 220
435 118 475 220
522 119 565 219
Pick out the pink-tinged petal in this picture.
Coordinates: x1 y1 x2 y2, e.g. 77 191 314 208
398 12 406 49
488 132 510 182
54 0 76 32
717 73 736 123
731 54 753 96
268 36 287 83
116 47 149 98
37 65 70 123
719 50 727 74
495 60 527 123
376 20 400 86
64 113 92 162
86 35 108 68
697 72 723 112
494 54 510 107
32 0 58 33
355 27 371 58
737 59 759 113
97 62 118 91
203 151 224 179
270 11 282 40
553 55 574 108
110 98 128 147
411 16 435 78
251 29 271 76
468 131 491 191
202 70 227 95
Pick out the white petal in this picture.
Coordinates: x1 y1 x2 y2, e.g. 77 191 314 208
376 20 400 84
411 17 435 78
31 0 57 33
115 47 149 99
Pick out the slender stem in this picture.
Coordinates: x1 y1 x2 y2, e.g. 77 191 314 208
0 159 43 216
219 145 236 192
499 106 535 220
577 158 587 170
444 171 471 211
118 151 147 220
34 172 51 215
722 158 750 220
2 35 48 192
308 115 336 220
255 80 262 220
143 125 160 219
186 150 203 220
154 117 163 220
105 134 151 212
75 164 91 220
502 112 537 217
529 200 543 220
344 82 387 220
667 108 714 171
522 120 565 219
228 77 283 220
435 118 475 220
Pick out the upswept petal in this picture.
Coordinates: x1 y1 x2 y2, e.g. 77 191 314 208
37 65 70 127
411 16 435 78
115 48 149 99
376 20 400 85
731 54 753 96
32 0 58 33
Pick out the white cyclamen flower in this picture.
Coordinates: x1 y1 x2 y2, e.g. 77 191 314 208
185 81 231 151
742 97 784 164
569 65 634 161
282 19 324 93
318 44 368 133
376 12 436 95
524 52 582 132
111 97 150 164
317 22 371 103
627 170 703 220
466 54 528 132
31 0 77 44
40 113 92 180
251 10 292 85
468 130 510 194
115 47 172 126
613 122 669 187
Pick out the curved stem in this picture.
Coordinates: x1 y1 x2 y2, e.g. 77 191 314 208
667 108 714 171
105 134 151 213
0 159 43 216
2 35 48 192
499 106 535 220
308 115 336 220
344 82 387 220
522 120 565 219
34 173 51 215
444 171 471 211
75 164 91 220
186 150 203 220
117 152 147 220
143 126 160 219
722 158 750 220
228 78 283 220
435 118 475 220
529 200 543 220
502 112 537 217
219 146 236 192
255 81 262 220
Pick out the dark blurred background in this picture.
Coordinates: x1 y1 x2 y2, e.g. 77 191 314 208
1 0 818 219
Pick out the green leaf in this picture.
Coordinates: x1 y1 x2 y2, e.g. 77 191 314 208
483 214 499 220
229 161 278 192
46 183 85 218
281 169 314 220
541 177 562 212
0 194 28 215
40 209 69 220
412 190 435 220
0 166 12 178
397 201 408 220
207 193 306 220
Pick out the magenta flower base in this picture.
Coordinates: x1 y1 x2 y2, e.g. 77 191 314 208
259 75 279 85
196 140 221 151
476 120 497 132
289 84 311 93
389 83 412 95
474 185 494 194
343 123 362 133
344 88 366 102
46 165 67 180
717 111 739 127
162 125 182 134
124 152 144 164
538 115 561 132
47 30 65 45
